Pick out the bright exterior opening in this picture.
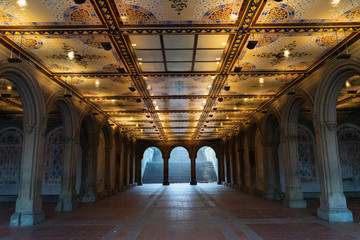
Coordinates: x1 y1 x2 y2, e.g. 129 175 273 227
196 146 218 183
169 146 191 183
141 147 164 184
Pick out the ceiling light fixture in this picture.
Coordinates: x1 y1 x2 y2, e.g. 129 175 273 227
95 80 100 87
74 0 86 4
244 97 248 101
100 42 112 51
284 49 290 58
345 81 351 88
132 43 137 47
222 42 227 46
17 0 27 8
259 77 264 84
68 50 75 60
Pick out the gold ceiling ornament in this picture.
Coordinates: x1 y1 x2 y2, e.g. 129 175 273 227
168 0 188 15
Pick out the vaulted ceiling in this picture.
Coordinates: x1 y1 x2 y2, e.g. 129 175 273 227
0 0 359 141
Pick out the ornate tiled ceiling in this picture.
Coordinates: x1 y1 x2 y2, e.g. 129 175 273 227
0 0 359 141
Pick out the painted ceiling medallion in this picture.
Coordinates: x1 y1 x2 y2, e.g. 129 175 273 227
208 7 232 21
168 0 188 15
48 43 104 68
253 41 311 66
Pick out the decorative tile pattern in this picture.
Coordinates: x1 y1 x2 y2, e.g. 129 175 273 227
338 124 360 182
297 125 316 182
257 0 360 23
115 0 243 25
43 127 63 185
0 0 101 26
0 127 22 185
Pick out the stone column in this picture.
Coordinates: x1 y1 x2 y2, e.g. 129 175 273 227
234 145 241 190
104 146 112 196
136 151 143 186
126 143 131 188
315 121 353 222
263 142 282 200
79 142 98 202
120 146 126 191
10 124 45 226
163 156 169 185
190 156 197 185
281 133 307 208
217 153 223 185
56 136 79 212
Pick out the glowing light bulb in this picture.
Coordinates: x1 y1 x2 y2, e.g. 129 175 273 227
68 51 75 60
330 0 341 7
7 85 12 90
216 62 220 65
346 81 351 88
95 80 100 87
112 99 115 102
259 78 264 84
17 0 27 8
211 75 216 79
284 49 290 58
208 84 212 88
155 106 159 110
234 106 237 110
216 58 221 61
230 14 237 20
244 98 248 101
132 43 137 47
130 116 133 120
222 42 227 46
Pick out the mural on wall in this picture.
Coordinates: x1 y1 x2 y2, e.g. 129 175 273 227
43 127 63 185
0 127 22 185
338 124 360 182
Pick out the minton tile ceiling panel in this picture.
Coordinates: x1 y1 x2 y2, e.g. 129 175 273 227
92 99 144 112
257 0 360 24
153 99 207 111
215 98 265 111
237 32 350 71
61 76 139 97
0 0 101 26
158 112 202 121
12 35 124 73
145 76 213 96
222 75 297 95
115 0 243 25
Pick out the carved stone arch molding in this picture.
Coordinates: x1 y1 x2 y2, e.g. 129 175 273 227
0 64 48 226
0 64 46 126
314 59 360 124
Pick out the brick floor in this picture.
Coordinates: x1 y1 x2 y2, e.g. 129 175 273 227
0 184 360 240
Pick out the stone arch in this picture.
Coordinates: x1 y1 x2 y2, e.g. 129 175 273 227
44 94 80 211
99 121 113 197
312 60 359 222
168 145 191 184
141 146 164 184
79 113 99 202
246 119 260 193
314 59 360 124
195 145 218 183
0 65 48 226
114 129 121 191
261 111 282 199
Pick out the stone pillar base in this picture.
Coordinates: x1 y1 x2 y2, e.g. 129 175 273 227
137 182 143 186
10 210 45 226
56 200 78 212
283 198 307 208
190 181 197 185
317 207 353 222
163 181 170 185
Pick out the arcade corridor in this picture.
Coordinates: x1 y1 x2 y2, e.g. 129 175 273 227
1 184 359 240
